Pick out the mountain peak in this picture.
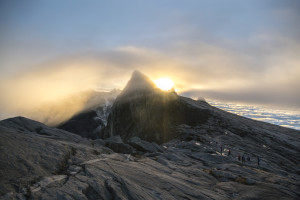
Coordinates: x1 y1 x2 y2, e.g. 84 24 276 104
122 70 156 94
131 70 145 79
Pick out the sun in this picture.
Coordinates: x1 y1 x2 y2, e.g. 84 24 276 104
154 78 174 91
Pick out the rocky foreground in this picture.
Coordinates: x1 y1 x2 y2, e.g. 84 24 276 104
0 71 299 199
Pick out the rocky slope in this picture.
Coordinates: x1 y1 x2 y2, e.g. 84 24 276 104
0 71 299 200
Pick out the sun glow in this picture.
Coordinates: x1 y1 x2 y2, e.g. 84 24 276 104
154 78 174 91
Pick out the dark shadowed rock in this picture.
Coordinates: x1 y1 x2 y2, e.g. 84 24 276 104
58 110 104 139
104 136 134 154
0 116 82 142
128 137 163 153
103 71 210 144
105 135 123 143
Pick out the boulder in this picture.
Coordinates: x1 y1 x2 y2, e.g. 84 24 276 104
128 137 163 153
104 136 134 154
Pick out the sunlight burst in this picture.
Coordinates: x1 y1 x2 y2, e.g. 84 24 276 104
154 78 174 91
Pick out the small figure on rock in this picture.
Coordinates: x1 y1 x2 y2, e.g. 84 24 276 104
242 155 245 163
228 148 231 156
220 146 223 155
238 154 241 161
257 156 260 166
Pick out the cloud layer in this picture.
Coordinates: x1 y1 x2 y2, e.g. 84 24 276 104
208 99 300 130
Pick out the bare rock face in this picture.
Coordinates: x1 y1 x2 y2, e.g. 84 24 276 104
103 71 210 144
1 116 299 200
0 116 82 142
0 117 87 195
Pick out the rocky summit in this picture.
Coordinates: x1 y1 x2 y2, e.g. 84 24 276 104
103 70 209 144
0 71 299 200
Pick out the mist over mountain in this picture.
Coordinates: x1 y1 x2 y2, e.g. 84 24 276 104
57 90 118 139
0 71 299 199
0 88 120 127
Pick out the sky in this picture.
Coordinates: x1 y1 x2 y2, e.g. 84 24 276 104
0 0 299 124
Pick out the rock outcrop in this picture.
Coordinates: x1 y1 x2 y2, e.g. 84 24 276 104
128 137 163 153
58 110 104 139
103 70 210 144
104 136 135 154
